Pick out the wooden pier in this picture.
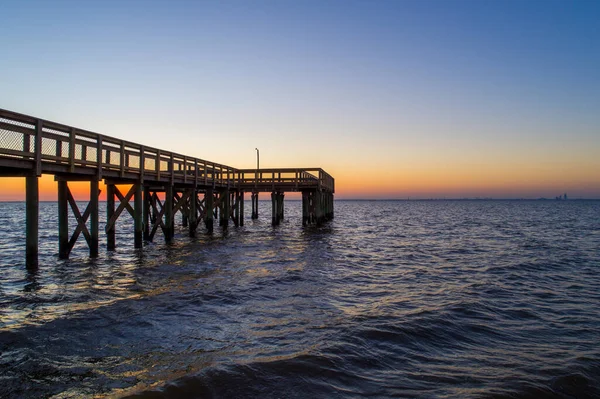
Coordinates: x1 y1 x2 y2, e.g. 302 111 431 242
0 109 334 268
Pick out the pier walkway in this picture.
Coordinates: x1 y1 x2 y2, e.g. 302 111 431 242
0 108 334 268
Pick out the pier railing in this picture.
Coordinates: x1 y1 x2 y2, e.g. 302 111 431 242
0 109 237 187
0 108 334 193
237 168 335 193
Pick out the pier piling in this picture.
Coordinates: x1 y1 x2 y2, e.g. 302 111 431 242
251 192 259 219
25 175 38 269
205 188 214 233
134 183 143 248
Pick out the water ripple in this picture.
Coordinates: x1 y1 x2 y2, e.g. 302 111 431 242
0 200 599 398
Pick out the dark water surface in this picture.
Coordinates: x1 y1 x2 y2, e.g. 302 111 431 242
1 200 599 398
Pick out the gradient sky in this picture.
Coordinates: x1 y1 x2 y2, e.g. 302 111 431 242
1 0 599 199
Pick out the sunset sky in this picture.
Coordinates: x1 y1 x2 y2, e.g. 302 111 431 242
2 0 599 200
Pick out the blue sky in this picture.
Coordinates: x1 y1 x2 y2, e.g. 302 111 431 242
1 0 599 198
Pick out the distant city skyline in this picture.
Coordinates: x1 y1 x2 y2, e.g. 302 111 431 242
1 0 599 200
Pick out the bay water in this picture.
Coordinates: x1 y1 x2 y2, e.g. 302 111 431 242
0 200 599 398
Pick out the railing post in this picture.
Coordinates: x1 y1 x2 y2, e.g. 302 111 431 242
119 140 125 178
97 135 103 180
69 128 75 173
170 153 174 185
183 156 187 184
156 149 161 181
23 130 30 154
139 145 145 181
34 120 42 176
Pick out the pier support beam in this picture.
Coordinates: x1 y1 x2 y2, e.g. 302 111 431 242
271 191 284 226
278 192 284 221
251 192 259 219
58 180 69 257
134 182 143 248
56 177 101 258
105 182 142 249
233 191 240 227
189 189 197 237
165 185 174 242
220 189 230 229
271 192 277 225
239 191 244 226
90 180 99 257
106 184 116 250
301 189 332 226
26 175 39 269
143 186 150 241
302 191 309 226
204 188 214 233
315 190 324 225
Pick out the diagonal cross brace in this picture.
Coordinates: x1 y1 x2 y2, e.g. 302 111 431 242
66 186 101 254
105 184 136 233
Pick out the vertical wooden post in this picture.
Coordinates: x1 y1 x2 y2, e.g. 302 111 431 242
315 190 324 225
222 189 230 229
34 120 42 177
271 192 278 226
233 191 240 227
90 179 99 257
239 191 244 227
143 186 150 241
302 191 309 226
331 193 334 219
26 175 39 269
106 183 116 250
279 192 284 221
69 128 75 173
97 135 103 180
251 192 259 219
181 190 188 227
165 185 174 242
309 190 316 224
58 180 69 257
134 183 143 248
214 191 219 221
189 189 197 237
205 188 214 233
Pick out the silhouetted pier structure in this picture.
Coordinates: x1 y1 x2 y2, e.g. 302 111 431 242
0 109 334 268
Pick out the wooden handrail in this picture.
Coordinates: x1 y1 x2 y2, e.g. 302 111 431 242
0 108 334 193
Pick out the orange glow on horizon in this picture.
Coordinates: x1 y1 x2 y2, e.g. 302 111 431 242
0 170 598 201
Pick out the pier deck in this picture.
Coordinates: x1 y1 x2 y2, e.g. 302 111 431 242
0 108 334 268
